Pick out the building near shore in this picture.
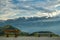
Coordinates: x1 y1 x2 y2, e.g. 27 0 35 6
3 25 20 37
30 31 59 37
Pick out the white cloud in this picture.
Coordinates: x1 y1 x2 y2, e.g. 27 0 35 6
54 4 60 8
0 0 21 20
35 12 49 17
50 10 60 17
18 0 33 1
35 10 60 18
0 0 60 20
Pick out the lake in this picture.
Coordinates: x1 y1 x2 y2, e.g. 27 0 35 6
0 37 60 40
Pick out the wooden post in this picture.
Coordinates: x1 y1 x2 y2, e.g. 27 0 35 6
50 34 52 37
15 33 18 37
6 34 9 37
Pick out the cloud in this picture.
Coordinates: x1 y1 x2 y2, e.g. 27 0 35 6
0 0 22 20
0 0 60 20
17 0 34 1
50 10 60 17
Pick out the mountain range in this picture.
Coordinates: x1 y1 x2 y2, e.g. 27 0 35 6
0 17 60 35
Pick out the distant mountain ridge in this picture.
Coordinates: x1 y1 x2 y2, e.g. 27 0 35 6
0 17 60 35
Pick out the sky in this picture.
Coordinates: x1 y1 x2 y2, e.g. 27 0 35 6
0 0 60 20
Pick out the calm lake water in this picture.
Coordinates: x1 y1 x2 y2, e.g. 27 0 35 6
0 37 60 40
